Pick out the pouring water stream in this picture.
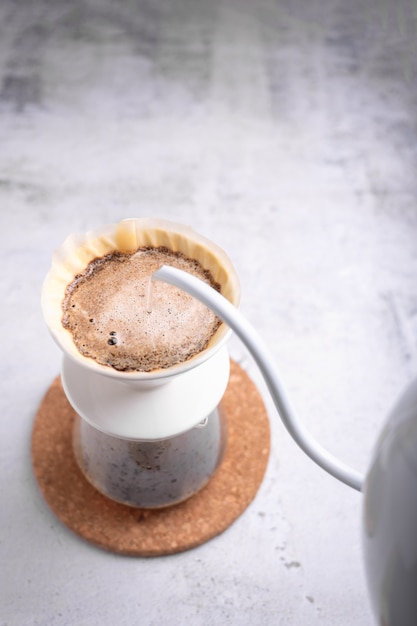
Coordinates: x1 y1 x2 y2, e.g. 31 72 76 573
153 264 364 492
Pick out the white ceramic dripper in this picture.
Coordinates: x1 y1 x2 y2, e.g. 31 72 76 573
41 218 240 508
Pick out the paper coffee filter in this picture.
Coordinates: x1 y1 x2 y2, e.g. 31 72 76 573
115 219 236 301
41 218 240 379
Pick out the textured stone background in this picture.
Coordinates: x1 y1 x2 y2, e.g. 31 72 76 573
1 0 417 624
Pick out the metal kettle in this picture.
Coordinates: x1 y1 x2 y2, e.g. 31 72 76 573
363 378 417 625
155 264 417 626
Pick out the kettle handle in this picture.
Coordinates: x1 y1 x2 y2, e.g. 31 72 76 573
154 265 364 492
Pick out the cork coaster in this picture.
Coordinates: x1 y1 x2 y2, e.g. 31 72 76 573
31 360 270 556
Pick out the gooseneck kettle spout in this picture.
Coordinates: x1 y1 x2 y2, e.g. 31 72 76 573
153 265 364 492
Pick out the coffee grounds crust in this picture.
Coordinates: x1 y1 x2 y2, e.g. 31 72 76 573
62 247 221 372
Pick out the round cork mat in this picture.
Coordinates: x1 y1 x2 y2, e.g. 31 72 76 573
31 360 270 557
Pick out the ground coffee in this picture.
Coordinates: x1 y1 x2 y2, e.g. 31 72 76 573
62 246 221 372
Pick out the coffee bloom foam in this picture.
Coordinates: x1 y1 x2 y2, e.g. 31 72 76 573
62 247 222 372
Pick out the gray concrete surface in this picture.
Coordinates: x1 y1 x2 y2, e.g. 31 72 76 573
1 0 417 623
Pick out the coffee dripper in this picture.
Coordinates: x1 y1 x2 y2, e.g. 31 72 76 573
41 218 240 508
154 264 417 626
